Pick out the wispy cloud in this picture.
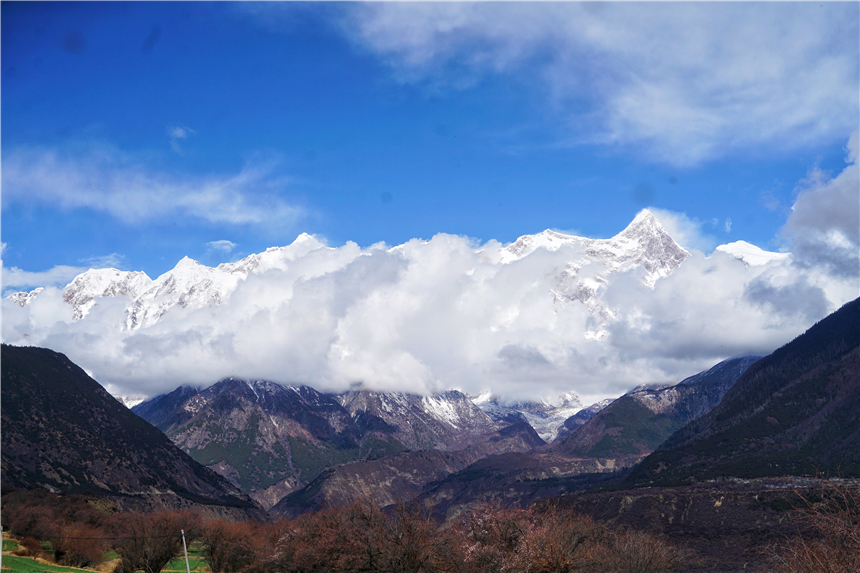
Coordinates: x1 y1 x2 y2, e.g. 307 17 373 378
1 143 305 230
2 265 86 291
168 126 196 154
206 240 237 254
78 253 129 270
341 3 858 166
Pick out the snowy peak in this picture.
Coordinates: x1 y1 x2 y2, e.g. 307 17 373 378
617 208 663 239
9 287 43 307
473 390 585 442
716 241 791 266
21 215 690 334
337 388 497 450
63 268 153 320
125 256 242 329
498 210 689 339
501 209 689 287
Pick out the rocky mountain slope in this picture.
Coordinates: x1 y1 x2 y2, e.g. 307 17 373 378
133 380 543 509
0 344 262 518
134 378 366 509
554 355 762 458
270 421 545 517
625 296 860 487
336 388 500 450
417 452 631 522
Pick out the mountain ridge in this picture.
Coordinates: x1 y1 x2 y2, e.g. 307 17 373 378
625 296 860 486
0 344 263 518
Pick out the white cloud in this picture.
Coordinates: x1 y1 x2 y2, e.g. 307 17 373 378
4 134 857 404
781 128 860 278
341 3 858 166
2 265 87 292
206 240 237 254
1 143 304 230
4 219 857 406
648 208 717 253
78 253 129 270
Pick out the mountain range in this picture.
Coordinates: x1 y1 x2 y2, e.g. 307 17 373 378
11 210 690 334
553 354 762 459
1 295 857 527
128 344 764 512
131 380 552 509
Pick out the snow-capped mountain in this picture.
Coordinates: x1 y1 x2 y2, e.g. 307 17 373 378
64 268 153 320
113 394 148 409
336 388 500 451
472 390 585 442
10 288 43 306
715 240 791 266
500 210 690 339
11 210 690 334
502 209 689 287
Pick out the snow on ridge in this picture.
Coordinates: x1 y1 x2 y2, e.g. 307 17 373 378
9 287 44 306
21 213 692 336
716 241 791 266
422 394 465 429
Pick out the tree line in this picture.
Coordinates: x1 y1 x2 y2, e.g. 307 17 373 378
2 484 857 573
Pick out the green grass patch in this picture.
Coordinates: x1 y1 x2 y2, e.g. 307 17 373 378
162 555 208 572
1 555 87 573
2 539 19 552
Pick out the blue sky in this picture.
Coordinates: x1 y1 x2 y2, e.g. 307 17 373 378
3 2 857 284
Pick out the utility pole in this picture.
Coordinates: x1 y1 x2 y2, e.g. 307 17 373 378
181 529 191 573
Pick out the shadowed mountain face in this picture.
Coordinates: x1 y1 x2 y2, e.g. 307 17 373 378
0 345 261 518
270 420 547 517
626 297 860 487
554 355 762 458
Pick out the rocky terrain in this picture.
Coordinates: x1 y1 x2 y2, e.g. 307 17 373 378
271 420 546 516
133 380 551 509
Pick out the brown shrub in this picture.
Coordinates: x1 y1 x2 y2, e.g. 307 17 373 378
202 518 263 573
591 527 688 573
275 498 456 573
13 536 45 558
110 509 202 573
766 481 860 573
50 523 106 568
5 503 58 540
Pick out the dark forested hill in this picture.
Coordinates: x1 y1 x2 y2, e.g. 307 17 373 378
0 344 262 517
625 297 860 487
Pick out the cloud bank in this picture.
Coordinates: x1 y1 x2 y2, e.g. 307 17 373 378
341 3 858 166
4 134 858 405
